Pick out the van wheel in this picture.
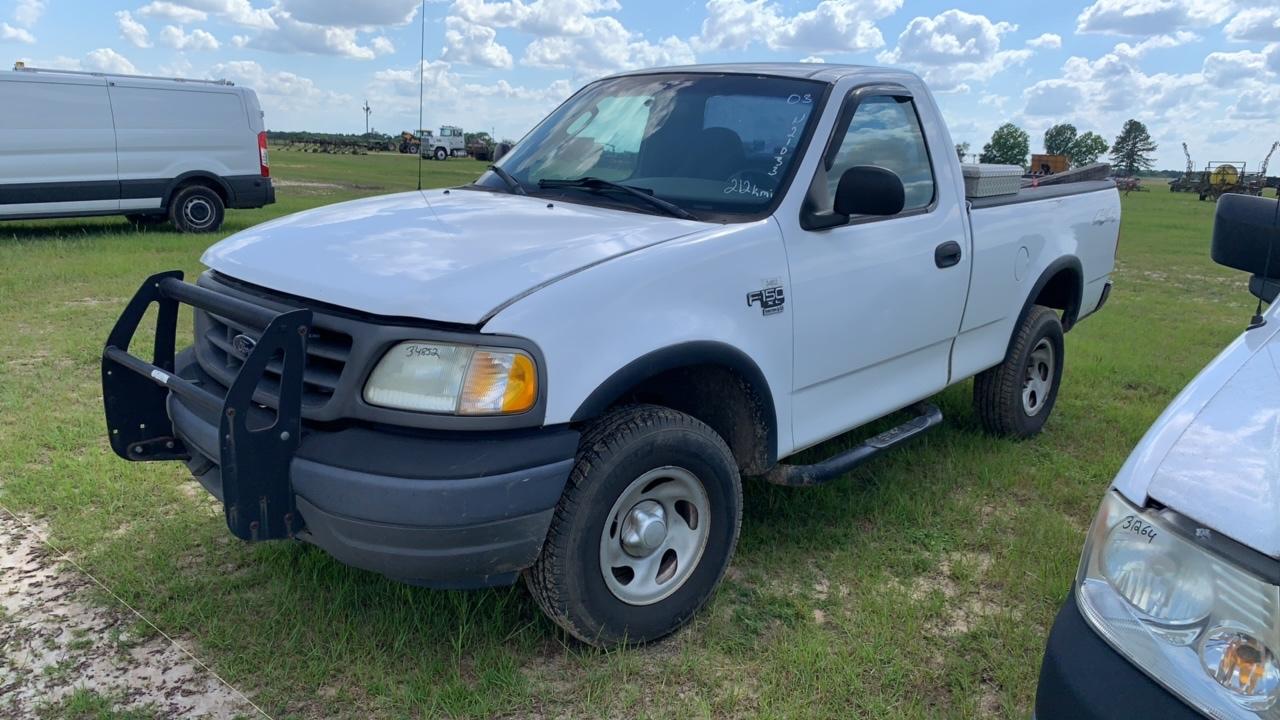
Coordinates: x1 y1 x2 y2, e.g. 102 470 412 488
525 405 742 647
169 185 225 233
435 147 448 161
973 305 1064 439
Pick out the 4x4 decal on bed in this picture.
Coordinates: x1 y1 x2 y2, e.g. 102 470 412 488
747 280 785 316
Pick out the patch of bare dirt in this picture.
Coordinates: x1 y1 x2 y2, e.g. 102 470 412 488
0 511 258 718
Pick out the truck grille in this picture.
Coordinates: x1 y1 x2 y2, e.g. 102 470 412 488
196 308 353 408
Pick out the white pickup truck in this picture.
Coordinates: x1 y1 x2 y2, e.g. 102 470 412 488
1037 194 1280 720
101 63 1119 646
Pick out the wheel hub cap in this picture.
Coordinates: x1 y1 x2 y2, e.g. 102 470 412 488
599 466 711 606
1021 338 1055 416
620 500 667 557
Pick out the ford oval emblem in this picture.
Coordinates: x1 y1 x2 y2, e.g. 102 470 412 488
231 333 257 358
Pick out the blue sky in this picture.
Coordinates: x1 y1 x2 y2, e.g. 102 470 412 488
4 0 1279 169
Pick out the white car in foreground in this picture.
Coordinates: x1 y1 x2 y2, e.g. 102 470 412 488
1037 193 1280 719
101 63 1118 646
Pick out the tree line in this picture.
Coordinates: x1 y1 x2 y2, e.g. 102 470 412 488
958 119 1157 176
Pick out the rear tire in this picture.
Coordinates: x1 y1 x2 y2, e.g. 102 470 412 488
525 405 742 647
169 185 225 233
973 305 1064 439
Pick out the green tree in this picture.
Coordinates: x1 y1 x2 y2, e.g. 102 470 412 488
1110 119 1157 176
955 142 970 162
1044 123 1077 156
979 123 1030 167
1069 131 1109 166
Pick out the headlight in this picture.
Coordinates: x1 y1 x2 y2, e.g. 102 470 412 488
363 341 537 415
1077 491 1280 717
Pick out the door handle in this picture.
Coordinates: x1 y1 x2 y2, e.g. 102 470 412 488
935 241 963 268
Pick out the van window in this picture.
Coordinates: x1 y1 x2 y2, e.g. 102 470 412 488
110 87 247 130
821 95 935 213
0 80 113 130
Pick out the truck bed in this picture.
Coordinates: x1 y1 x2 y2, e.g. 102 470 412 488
968 180 1116 209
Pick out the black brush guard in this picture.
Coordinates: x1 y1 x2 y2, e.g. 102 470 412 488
102 271 311 542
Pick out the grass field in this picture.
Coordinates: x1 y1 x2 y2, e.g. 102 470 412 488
0 155 1268 719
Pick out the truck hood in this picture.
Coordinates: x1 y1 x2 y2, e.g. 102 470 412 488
201 189 708 325
1113 314 1280 557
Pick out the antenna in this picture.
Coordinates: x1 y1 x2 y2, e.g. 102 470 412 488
362 99 371 135
416 0 426 191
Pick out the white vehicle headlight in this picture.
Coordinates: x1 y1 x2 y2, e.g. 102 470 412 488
1078 491 1280 716
362 341 538 415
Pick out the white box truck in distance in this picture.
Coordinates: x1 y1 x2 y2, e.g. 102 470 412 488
0 65 274 232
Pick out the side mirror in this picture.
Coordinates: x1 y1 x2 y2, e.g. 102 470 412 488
1212 194 1280 302
802 165 906 230
834 165 906 217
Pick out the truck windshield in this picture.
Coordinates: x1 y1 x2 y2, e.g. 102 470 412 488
477 73 827 221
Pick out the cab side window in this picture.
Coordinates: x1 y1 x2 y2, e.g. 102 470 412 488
819 95 935 214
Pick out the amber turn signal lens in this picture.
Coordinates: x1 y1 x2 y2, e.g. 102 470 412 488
458 350 537 415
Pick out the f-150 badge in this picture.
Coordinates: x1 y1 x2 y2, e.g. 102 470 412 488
747 280 785 316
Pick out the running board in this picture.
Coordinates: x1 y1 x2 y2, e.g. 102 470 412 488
764 403 943 487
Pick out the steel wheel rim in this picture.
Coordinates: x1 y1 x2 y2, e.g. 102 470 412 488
1021 337 1055 416
183 198 213 228
599 466 710 606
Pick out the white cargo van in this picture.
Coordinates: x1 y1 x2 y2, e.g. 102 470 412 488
0 65 274 232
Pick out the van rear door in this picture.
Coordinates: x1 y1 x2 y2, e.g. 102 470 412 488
0 72 119 216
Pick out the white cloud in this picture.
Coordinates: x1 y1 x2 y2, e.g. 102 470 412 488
13 0 45 27
800 55 825 63
247 9 397 59
138 2 209 23
1202 48 1270 86
1026 32 1062 49
157 0 275 30
116 11 153 49
694 0 900 54
1224 8 1280 43
1076 0 1234 37
210 60 350 106
449 0 693 73
441 17 513 68
159 25 220 51
277 0 421 27
0 22 35 43
877 10 1031 91
231 34 249 47
83 48 139 74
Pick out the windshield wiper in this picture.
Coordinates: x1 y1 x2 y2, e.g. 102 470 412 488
487 164 526 195
537 177 697 221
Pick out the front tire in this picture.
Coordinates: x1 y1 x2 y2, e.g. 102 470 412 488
169 185 225 233
526 405 742 647
434 147 448 161
973 305 1064 438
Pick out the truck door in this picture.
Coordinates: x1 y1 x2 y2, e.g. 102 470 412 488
780 86 970 450
0 73 119 216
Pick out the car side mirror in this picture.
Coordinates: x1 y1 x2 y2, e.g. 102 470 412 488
1211 194 1280 302
802 165 906 231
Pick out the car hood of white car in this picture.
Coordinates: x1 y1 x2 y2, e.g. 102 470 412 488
1113 309 1280 558
201 188 710 325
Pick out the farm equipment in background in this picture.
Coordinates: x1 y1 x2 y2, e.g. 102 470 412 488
1169 142 1197 192
396 131 422 155
1245 141 1278 196
1114 176 1146 195
270 131 396 155
1029 154 1069 177
1195 161 1249 201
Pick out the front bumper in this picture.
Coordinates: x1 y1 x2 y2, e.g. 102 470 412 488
1035 590 1203 719
101 272 577 589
